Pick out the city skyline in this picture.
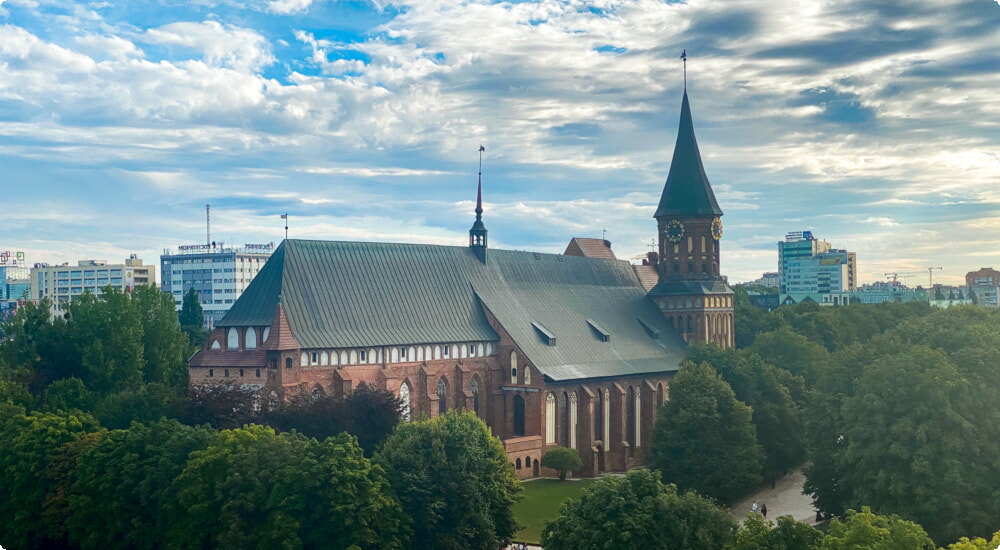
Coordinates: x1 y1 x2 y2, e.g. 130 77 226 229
1 0 998 285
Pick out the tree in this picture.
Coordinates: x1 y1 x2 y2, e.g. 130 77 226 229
343 382 404 456
165 425 407 550
649 361 764 505
179 287 209 349
942 531 1000 550
820 507 934 550
184 381 263 429
749 326 829 384
731 514 824 550
0 409 102 550
68 288 144 394
67 419 217 550
541 469 737 550
541 446 582 480
133 284 190 388
376 410 520 550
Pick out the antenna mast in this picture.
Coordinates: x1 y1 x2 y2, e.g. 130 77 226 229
206 204 211 246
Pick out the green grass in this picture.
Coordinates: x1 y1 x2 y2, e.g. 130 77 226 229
513 477 600 544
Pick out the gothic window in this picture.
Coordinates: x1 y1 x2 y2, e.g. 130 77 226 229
311 352 318 365
545 393 556 444
227 328 239 349
285 357 292 369
437 378 447 414
603 389 611 445
256 368 261 377
300 352 308 366
245 327 257 349
635 389 642 448
561 392 570 447
510 351 518 384
400 347 408 361
321 351 329 365
360 350 367 362
513 395 525 437
626 387 636 454
524 367 531 385
471 378 480 415
516 458 522 469
211 340 221 350
594 387 603 441
569 392 578 449
443 344 450 357
399 382 411 422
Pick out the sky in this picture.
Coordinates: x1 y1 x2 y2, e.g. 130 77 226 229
0 0 998 287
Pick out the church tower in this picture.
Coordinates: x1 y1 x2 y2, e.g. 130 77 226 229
469 145 488 263
648 88 734 348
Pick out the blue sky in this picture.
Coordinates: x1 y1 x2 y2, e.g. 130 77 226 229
0 0 997 286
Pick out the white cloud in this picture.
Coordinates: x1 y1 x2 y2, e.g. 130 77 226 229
141 21 275 72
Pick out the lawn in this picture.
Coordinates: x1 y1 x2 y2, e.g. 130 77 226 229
513 477 600 544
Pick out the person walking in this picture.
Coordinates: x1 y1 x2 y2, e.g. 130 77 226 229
761 504 768 518
751 500 758 514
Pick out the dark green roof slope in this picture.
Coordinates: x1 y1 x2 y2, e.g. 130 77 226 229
654 90 723 218
221 239 686 381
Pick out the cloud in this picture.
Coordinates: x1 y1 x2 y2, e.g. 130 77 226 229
141 21 275 72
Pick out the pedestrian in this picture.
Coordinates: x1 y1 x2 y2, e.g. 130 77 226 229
761 504 768 518
751 500 758 514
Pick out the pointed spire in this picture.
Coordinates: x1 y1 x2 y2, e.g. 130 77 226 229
469 145 488 259
654 89 723 218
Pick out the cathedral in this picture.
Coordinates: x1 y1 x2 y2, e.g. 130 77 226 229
188 88 734 478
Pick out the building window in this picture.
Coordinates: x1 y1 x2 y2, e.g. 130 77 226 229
516 458 522 470
443 344 450 357
545 393 556 444
311 352 318 365
224 369 229 377
360 350 367 362
570 392 578 449
285 358 293 369
524 367 531 385
301 352 308 366
256 369 261 377
227 328 239 350
594 387 603 441
468 344 476 357
510 351 518 384
513 395 525 437
399 382 412 422
245 327 257 349
208 369 213 377
400 347 408 361
239 369 244 377
437 378 447 414
471 378 480 415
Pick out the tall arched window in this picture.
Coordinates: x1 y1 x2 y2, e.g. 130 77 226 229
603 389 611 445
635 388 642 448
513 395 525 437
245 327 257 349
569 392 578 449
594 387 604 442
524 367 531 385
399 382 411 422
510 351 518 384
561 392 570 447
626 387 636 453
437 378 447 415
227 328 239 349
471 378 480 415
545 393 556 444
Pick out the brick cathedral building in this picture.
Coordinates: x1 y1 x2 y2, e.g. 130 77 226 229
188 89 734 478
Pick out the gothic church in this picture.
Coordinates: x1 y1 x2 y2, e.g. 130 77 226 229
188 89 734 478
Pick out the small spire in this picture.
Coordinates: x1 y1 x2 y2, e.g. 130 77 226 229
476 145 484 220
680 49 687 90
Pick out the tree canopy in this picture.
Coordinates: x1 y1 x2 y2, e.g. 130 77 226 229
375 410 520 550
541 468 737 550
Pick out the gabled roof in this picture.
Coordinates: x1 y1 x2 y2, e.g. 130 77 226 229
563 238 616 259
654 90 723 218
218 239 686 382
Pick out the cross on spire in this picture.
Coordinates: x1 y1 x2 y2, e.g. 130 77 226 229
681 49 687 90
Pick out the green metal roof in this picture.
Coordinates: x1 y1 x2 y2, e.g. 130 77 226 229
654 90 724 218
221 239 687 381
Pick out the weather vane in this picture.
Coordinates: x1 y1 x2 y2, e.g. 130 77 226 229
681 49 687 89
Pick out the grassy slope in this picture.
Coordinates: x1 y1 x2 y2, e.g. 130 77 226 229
512 478 600 544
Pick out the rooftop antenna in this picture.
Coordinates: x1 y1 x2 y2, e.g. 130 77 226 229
206 204 211 246
680 49 687 90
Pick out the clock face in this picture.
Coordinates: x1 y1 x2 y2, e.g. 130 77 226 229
711 218 723 240
665 219 685 243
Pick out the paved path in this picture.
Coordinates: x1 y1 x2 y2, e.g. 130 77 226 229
730 469 818 525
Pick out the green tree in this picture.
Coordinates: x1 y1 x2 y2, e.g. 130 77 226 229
731 514 824 550
165 425 407 550
67 419 220 550
133 284 189 388
0 298 79 394
44 376 96 411
68 288 144 394
343 382 404 456
649 361 764 505
749 326 829 384
376 410 520 550
541 469 736 550
541 446 582 480
941 531 1000 550
733 285 784 348
0 409 102 550
820 507 934 550
179 287 209 349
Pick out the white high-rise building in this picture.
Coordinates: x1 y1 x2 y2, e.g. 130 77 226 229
778 231 856 306
160 242 274 328
30 255 156 311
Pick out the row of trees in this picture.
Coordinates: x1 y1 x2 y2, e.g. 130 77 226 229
0 408 520 550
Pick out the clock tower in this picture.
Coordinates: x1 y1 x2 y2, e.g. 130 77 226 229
649 89 734 348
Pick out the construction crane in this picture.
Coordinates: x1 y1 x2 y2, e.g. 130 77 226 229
927 267 942 288
885 271 924 287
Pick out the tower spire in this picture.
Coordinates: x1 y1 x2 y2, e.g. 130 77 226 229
469 145 488 262
681 49 687 91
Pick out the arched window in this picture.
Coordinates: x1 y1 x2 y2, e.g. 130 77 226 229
471 378 480 415
208 368 213 377
255 368 261 377
524 367 531 385
437 378 447 415
545 393 556 444
510 351 518 384
525 456 531 469
603 389 611 446
561 392 570 447
399 382 411 422
285 357 293 369
262 327 270 343
300 352 308 366
245 327 257 349
569 392 578 449
516 458 522 470
211 340 221 350
635 388 642 448
227 328 239 350
321 351 329 365
594 387 604 441
513 395 525 437
626 387 636 454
